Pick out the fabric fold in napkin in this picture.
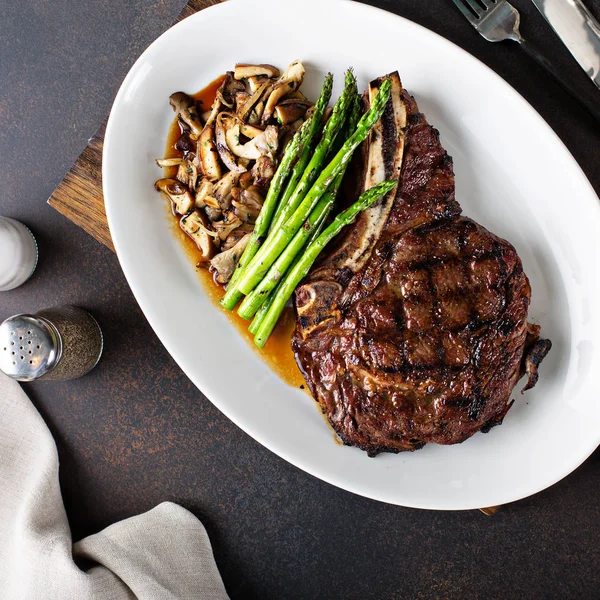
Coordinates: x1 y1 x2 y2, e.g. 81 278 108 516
0 372 229 600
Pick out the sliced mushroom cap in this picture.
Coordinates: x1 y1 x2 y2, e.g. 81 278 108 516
173 159 199 190
224 123 279 161
278 97 312 108
262 60 305 124
287 89 309 101
234 64 280 80
249 101 265 125
155 157 186 168
247 75 269 93
169 92 204 138
180 210 218 260
232 186 264 223
234 92 250 112
154 178 194 215
274 99 311 125
205 206 222 222
214 210 244 240
188 161 199 190
221 227 249 251
251 155 277 189
238 171 254 189
279 118 304 150
242 185 265 204
212 171 239 210
216 72 246 108
195 178 215 208
175 133 195 153
224 121 260 160
239 122 264 139
215 113 247 173
253 125 279 158
203 195 220 210
203 96 222 128
176 162 189 185
198 124 222 181
237 80 270 122
210 233 251 284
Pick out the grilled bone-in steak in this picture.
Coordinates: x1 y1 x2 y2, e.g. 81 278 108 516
292 72 551 456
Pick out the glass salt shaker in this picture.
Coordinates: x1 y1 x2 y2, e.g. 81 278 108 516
0 306 103 381
0 217 38 291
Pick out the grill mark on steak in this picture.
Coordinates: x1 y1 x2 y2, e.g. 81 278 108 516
292 73 551 455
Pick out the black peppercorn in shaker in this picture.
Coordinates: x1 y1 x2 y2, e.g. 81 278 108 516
0 306 103 381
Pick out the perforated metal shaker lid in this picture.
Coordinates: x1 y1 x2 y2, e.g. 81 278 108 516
0 315 62 381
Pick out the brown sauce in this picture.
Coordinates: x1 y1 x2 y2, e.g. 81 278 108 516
163 75 306 390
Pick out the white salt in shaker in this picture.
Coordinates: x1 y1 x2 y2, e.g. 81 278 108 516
0 217 38 291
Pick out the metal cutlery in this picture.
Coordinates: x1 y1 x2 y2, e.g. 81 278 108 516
532 0 600 91
451 0 600 123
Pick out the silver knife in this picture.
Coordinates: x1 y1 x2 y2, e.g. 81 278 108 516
532 0 600 90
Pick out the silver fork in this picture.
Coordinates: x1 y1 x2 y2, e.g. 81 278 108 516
452 0 600 123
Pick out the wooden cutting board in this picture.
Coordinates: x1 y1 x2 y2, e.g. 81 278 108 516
46 0 500 516
46 0 223 252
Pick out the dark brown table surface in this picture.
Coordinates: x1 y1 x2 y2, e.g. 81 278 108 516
2 1 600 598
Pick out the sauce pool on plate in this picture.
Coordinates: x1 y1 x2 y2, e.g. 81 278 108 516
163 75 306 391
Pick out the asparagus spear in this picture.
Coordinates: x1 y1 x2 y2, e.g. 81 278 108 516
253 179 397 348
267 70 356 235
247 177 337 334
239 93 362 321
236 78 392 296
221 74 333 311
269 73 334 231
238 173 342 320
247 188 333 335
247 260 286 335
249 91 364 335
302 86 362 244
220 117 312 310
301 86 362 248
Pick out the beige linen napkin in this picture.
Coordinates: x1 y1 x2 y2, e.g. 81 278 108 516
0 372 229 600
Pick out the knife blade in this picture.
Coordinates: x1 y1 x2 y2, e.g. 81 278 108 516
532 0 600 90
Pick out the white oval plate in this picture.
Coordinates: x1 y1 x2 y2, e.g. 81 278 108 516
104 0 600 510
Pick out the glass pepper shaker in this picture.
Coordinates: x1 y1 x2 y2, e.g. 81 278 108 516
0 217 38 291
0 306 103 381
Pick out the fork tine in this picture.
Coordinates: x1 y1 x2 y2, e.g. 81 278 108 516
463 0 485 17
479 0 497 8
451 0 479 24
